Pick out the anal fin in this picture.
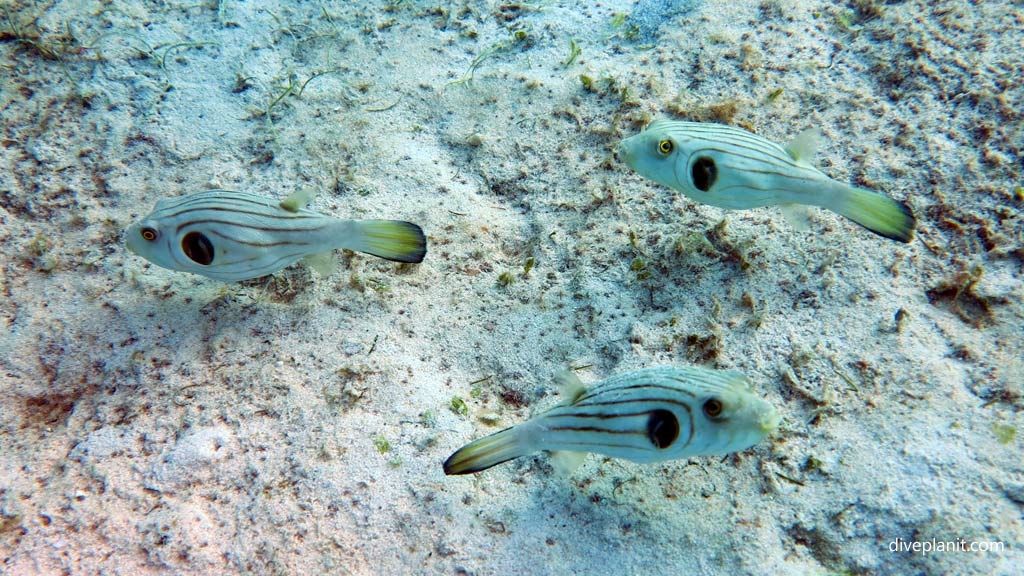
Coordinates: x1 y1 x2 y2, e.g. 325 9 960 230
779 203 812 232
302 252 337 277
549 451 587 476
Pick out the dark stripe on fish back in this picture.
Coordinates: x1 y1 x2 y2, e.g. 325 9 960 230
688 145 797 173
666 128 797 167
548 425 647 436
576 383 697 403
669 123 792 157
575 397 695 413
165 205 320 225
557 398 695 450
682 130 789 157
663 373 744 394
206 229 318 248
176 218 328 235
552 410 656 420
170 190 276 205
157 193 287 215
547 441 650 451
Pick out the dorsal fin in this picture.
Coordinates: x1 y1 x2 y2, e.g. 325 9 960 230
553 369 586 404
280 188 318 213
785 127 822 163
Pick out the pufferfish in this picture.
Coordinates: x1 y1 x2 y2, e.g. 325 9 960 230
443 365 780 476
619 119 916 242
125 189 426 281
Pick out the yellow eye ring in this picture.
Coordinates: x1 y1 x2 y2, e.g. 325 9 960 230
141 227 157 242
658 139 673 154
703 398 723 419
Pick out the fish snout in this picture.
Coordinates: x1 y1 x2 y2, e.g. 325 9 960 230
123 227 139 255
757 402 782 435
616 136 639 167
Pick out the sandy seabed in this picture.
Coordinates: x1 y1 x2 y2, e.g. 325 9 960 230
1 1 1021 574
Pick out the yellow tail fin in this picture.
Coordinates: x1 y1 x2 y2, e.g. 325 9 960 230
444 426 525 475
351 220 427 263
830 185 916 243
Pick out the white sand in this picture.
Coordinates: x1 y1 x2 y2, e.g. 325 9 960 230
1 1 1021 574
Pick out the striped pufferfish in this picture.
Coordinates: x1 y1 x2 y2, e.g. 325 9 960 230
619 119 916 242
125 189 426 281
443 365 780 476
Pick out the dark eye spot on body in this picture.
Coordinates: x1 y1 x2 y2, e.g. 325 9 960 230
646 409 679 449
182 232 214 265
692 156 717 191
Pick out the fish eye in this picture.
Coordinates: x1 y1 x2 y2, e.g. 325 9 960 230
657 139 673 155
181 232 215 265
646 409 680 449
140 227 158 242
691 156 717 191
703 398 724 419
